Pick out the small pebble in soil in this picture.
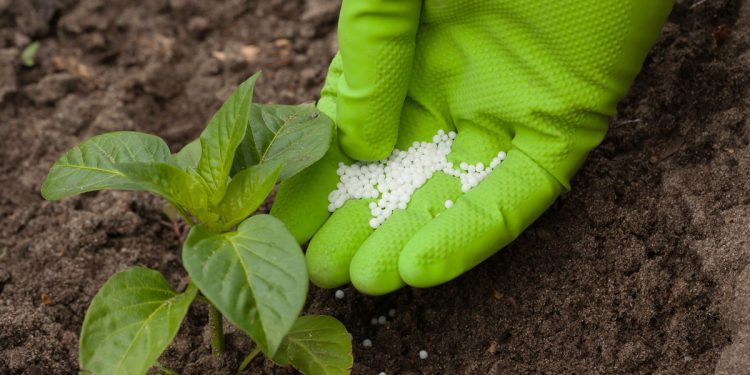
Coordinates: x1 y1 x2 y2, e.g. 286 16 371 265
334 289 345 299
378 315 387 325
487 340 498 354
379 372 386 375
388 308 396 317
362 339 373 347
493 290 503 300
419 350 428 359
444 199 454 209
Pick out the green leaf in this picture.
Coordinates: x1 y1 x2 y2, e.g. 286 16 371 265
21 41 40 67
196 73 259 203
273 315 353 375
233 103 334 181
173 139 201 171
41 131 172 200
183 214 307 356
79 267 197 375
215 161 282 230
115 162 208 209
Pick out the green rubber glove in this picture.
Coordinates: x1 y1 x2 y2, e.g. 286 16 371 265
272 0 673 295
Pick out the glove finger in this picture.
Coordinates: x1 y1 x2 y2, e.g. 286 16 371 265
398 149 563 287
305 199 373 288
336 0 422 160
270 142 350 244
349 172 461 295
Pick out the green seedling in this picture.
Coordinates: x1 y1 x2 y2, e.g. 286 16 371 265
41 73 353 375
21 41 39 67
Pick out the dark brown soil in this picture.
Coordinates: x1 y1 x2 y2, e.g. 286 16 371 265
1 0 749 374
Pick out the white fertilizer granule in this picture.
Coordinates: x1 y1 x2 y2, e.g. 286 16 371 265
327 130 506 228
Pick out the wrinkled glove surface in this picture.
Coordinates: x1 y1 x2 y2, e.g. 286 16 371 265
272 0 673 295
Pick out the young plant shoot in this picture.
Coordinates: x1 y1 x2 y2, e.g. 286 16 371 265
41 73 353 375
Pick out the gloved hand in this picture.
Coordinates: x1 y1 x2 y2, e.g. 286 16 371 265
272 0 672 295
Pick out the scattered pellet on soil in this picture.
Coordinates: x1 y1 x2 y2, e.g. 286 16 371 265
334 289 345 299
378 315 387 325
419 350 428 359
362 339 373 348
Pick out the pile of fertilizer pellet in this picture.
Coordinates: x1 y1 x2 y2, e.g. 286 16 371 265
328 130 506 228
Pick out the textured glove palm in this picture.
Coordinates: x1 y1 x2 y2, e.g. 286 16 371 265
272 0 673 295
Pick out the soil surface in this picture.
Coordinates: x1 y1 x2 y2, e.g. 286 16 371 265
1 0 750 374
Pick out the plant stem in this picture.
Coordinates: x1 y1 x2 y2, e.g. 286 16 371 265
174 204 196 227
238 346 263 372
208 303 225 356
